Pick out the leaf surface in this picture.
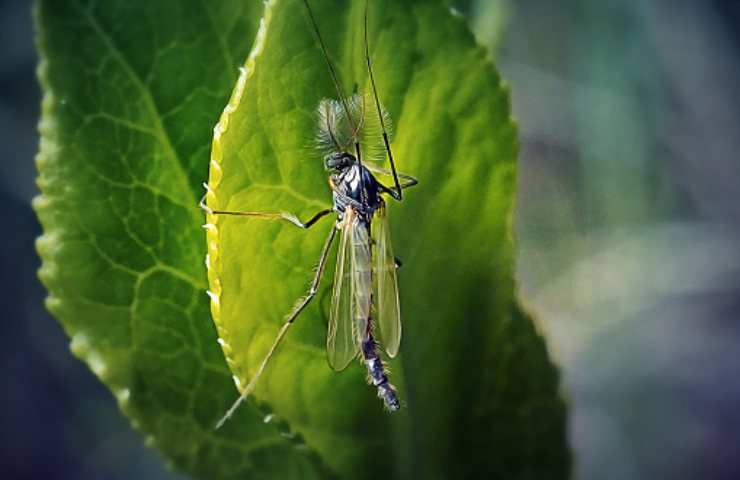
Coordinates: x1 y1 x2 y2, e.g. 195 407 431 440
206 0 569 478
35 0 569 478
34 1 327 478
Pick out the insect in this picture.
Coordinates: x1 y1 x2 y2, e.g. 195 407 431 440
206 0 418 428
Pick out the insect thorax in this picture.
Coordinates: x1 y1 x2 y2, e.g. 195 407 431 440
331 159 381 224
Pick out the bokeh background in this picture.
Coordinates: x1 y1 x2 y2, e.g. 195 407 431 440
2 0 738 478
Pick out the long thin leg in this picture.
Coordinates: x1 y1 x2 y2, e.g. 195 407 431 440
200 193 333 229
215 226 338 429
303 0 368 206
302 0 355 133
378 181 415 200
200 184 333 229
364 164 418 186
365 164 418 200
212 208 333 229
364 0 404 200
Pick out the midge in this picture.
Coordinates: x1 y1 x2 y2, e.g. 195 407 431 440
205 0 417 428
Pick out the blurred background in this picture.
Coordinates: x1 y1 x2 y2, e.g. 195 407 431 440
2 0 738 478
471 0 740 479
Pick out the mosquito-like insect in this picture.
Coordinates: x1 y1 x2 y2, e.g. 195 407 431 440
206 0 418 429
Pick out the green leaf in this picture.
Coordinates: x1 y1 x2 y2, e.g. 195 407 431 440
207 0 569 478
35 0 569 478
34 1 327 478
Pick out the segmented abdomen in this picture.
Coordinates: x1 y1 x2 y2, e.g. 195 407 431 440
352 222 399 411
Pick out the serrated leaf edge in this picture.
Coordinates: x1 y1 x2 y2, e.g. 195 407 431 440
32 0 139 454
205 0 276 393
202 1 336 473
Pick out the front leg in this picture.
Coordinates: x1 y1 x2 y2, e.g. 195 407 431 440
200 192 333 229
365 164 418 201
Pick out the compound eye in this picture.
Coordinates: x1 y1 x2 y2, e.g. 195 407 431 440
324 155 339 170
326 153 349 170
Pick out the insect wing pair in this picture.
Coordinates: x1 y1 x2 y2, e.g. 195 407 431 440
327 199 401 371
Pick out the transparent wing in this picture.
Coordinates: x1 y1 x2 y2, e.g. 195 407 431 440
351 214 372 347
373 201 401 357
327 209 361 371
